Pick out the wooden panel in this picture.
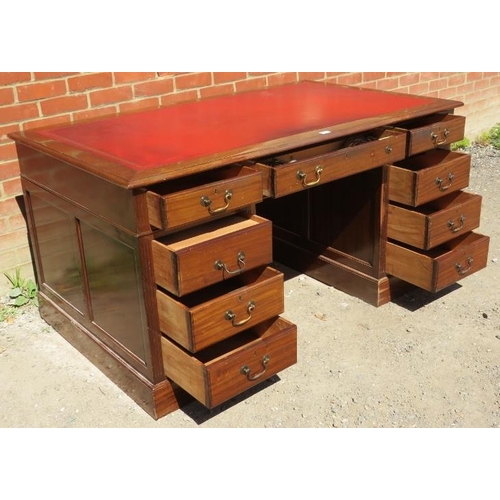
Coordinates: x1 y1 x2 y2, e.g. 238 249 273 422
157 266 284 352
387 232 489 292
253 128 406 198
388 150 471 206
146 165 262 229
151 215 273 296
161 316 297 408
388 191 482 249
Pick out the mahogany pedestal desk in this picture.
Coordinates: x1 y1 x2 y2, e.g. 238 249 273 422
10 82 490 419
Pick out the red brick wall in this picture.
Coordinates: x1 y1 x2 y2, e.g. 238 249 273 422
1 72 499 293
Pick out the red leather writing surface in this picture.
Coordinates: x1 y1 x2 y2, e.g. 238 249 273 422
40 82 436 172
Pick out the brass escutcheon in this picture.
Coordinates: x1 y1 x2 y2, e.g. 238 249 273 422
448 215 466 233
240 354 270 381
297 165 323 187
200 189 233 215
455 257 474 275
214 251 246 275
225 301 256 327
436 172 455 191
431 128 450 145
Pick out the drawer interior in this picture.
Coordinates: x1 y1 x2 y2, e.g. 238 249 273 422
390 191 480 215
257 128 395 166
147 164 257 196
392 149 466 171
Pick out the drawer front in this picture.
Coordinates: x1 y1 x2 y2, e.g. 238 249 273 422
253 128 407 198
156 266 284 352
388 150 471 207
401 114 466 156
387 232 489 292
147 165 263 229
161 316 297 409
388 191 482 250
151 215 273 296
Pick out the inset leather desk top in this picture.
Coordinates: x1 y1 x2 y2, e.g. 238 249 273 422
13 81 462 188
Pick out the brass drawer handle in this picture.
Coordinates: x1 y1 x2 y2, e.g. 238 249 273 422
200 189 233 215
225 301 256 327
435 172 455 191
240 354 270 381
431 128 450 145
456 257 474 275
214 251 246 275
297 165 323 187
448 215 466 233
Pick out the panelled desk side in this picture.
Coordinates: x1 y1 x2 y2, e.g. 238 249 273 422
9 82 488 419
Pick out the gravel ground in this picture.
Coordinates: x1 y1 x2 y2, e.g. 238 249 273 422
1 145 500 430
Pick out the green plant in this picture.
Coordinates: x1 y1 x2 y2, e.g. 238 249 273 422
474 123 500 149
451 137 471 150
3 268 39 308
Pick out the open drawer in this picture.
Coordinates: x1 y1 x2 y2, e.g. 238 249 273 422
388 191 482 250
146 165 263 229
151 214 273 296
161 316 297 409
386 232 489 292
252 127 407 198
395 114 466 156
157 266 284 352
388 149 471 207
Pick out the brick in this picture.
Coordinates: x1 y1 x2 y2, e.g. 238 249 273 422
200 84 234 100
376 77 400 91
17 80 67 102
437 86 458 99
235 78 267 93
34 72 78 80
89 86 133 106
0 73 31 85
68 73 113 92
0 123 20 143
119 98 160 114
2 176 22 197
399 73 421 86
429 78 448 91
408 82 430 95
0 87 15 105
213 73 247 84
40 94 88 115
114 72 157 84
23 114 72 131
0 103 39 124
337 73 363 86
0 160 20 181
467 72 483 82
248 72 271 76
175 73 212 90
0 228 30 249
0 196 21 217
0 216 7 235
8 212 27 231
73 106 117 122
268 73 298 86
0 250 20 274
134 78 174 97
448 73 466 86
298 72 325 81
160 90 198 107
363 72 386 82
0 142 17 162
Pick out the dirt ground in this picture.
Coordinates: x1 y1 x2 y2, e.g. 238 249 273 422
1 146 500 429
